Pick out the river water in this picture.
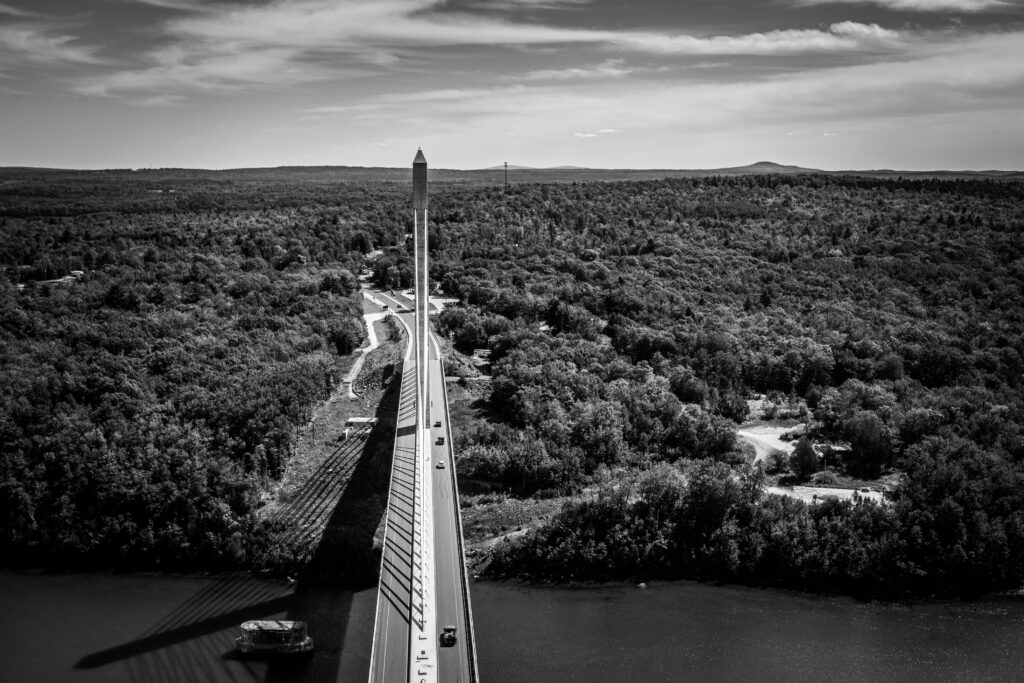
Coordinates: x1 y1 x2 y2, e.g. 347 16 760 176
1 571 1021 682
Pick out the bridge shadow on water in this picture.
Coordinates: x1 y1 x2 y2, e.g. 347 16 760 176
73 362 403 683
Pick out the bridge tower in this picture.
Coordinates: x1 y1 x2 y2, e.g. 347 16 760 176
413 148 429 431
411 148 437 683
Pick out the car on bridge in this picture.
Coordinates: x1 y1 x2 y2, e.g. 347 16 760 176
439 626 457 647
436 436 445 445
436 459 446 469
434 420 442 427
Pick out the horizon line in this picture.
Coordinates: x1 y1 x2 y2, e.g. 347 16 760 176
2 162 1021 175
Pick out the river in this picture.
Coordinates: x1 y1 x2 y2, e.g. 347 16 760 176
0 571 1021 682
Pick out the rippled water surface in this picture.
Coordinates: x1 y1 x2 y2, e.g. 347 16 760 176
472 581 1024 682
1 571 1022 682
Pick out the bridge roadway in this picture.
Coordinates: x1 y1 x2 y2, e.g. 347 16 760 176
369 289 477 683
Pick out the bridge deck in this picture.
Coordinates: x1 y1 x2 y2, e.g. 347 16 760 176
368 292 477 683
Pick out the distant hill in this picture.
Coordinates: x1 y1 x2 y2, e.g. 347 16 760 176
706 161 819 174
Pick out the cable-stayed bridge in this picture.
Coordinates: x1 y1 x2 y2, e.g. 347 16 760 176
368 151 479 683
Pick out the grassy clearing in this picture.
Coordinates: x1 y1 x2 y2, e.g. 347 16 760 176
460 493 567 545
253 313 405 581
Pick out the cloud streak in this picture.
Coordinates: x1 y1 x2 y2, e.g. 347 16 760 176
470 0 593 9
4 0 1022 170
307 28 1024 138
0 24 105 65
574 128 621 137
0 2 38 17
73 0 912 98
794 0 1010 11
515 59 636 81
610 22 900 55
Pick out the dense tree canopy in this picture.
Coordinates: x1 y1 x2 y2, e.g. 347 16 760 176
424 174 1024 598
3 168 1024 597
1 173 371 568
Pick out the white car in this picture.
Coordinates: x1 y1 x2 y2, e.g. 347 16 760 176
436 459 446 469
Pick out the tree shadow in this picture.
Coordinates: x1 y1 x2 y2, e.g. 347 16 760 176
293 360 400 587
263 360 403 682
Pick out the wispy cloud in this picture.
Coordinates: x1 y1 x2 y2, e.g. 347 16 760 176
73 0 912 99
574 127 621 138
0 2 39 17
470 0 593 9
0 24 105 65
611 22 901 55
516 59 635 81
76 44 341 98
794 0 1010 11
308 28 1024 140
4 0 1022 169
119 0 213 9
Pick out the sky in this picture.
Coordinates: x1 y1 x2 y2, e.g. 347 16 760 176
1 0 1023 170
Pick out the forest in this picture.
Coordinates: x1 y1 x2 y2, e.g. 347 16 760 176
419 174 1024 598
3 167 1024 598
0 171 376 569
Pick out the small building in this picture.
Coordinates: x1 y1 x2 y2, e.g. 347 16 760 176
344 417 378 437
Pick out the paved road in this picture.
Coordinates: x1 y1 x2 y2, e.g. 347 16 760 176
428 328 475 682
368 289 475 683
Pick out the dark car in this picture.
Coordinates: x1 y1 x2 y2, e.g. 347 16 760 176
440 626 457 647
434 420 442 427
436 436 445 445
